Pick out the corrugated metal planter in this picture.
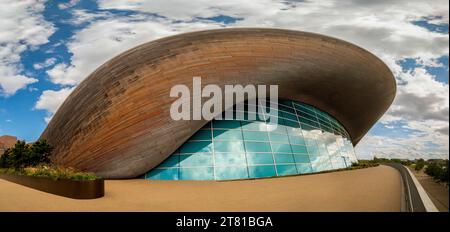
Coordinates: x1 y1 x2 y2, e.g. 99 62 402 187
0 173 104 199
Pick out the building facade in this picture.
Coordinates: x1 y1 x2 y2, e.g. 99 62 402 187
40 28 396 179
144 99 357 180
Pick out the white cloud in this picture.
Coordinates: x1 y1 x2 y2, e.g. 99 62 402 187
35 87 75 123
46 15 222 85
98 0 449 62
42 0 449 159
58 0 79 10
33 57 57 70
0 0 54 96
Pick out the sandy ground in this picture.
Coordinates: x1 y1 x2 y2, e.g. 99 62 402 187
409 167 449 212
0 165 401 212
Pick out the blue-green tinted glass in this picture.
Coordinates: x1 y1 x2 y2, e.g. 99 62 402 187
241 121 267 131
296 163 313 174
269 133 289 143
274 153 295 163
267 124 286 134
214 141 245 153
276 164 297 175
190 130 212 140
246 153 274 165
158 155 179 168
213 120 241 129
179 167 214 180
291 145 308 154
243 131 269 141
293 154 310 163
215 166 249 180
245 141 272 152
214 153 246 166
286 127 302 136
248 165 277 178
144 99 357 180
147 168 179 180
213 129 243 140
289 136 305 145
179 154 213 167
271 143 292 153
180 141 212 153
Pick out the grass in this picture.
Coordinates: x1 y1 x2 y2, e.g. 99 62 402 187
0 165 101 181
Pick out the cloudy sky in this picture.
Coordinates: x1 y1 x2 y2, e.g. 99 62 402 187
0 0 448 160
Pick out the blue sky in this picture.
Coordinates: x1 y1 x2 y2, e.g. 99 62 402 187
0 0 448 160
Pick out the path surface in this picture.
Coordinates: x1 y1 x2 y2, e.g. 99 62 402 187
385 163 427 212
0 165 401 212
409 167 449 212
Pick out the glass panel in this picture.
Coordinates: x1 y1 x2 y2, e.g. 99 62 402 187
280 118 299 128
269 133 289 143
245 141 272 152
293 154 310 163
179 154 213 167
240 121 267 131
246 153 274 165
214 141 245 153
266 124 286 134
271 143 292 153
307 146 320 156
242 131 269 141
291 145 308 154
286 127 302 136
179 167 214 180
179 141 212 153
158 155 179 168
289 136 305 145
279 105 295 114
215 166 249 180
146 168 179 180
213 120 241 129
280 111 297 121
276 164 297 176
296 163 313 174
248 165 277 178
190 130 212 141
213 129 243 141
144 99 356 181
274 153 295 164
214 153 246 166
308 155 320 162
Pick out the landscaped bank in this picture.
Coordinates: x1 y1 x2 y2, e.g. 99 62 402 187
0 140 104 199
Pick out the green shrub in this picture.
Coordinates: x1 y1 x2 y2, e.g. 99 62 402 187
0 140 100 181
0 165 100 181
415 159 426 171
0 148 12 168
425 160 449 183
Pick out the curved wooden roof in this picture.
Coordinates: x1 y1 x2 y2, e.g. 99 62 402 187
40 28 396 178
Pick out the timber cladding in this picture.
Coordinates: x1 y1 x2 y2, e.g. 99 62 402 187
40 28 396 179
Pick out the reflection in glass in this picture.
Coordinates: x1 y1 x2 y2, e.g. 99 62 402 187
144 99 358 180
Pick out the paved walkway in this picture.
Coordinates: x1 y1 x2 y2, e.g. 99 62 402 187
0 165 401 212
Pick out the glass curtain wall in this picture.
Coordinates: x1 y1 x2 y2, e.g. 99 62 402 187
143 99 358 180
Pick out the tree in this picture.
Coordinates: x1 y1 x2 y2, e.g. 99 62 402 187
9 140 30 169
0 140 53 169
425 160 449 183
29 139 53 165
0 148 12 168
415 159 425 171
